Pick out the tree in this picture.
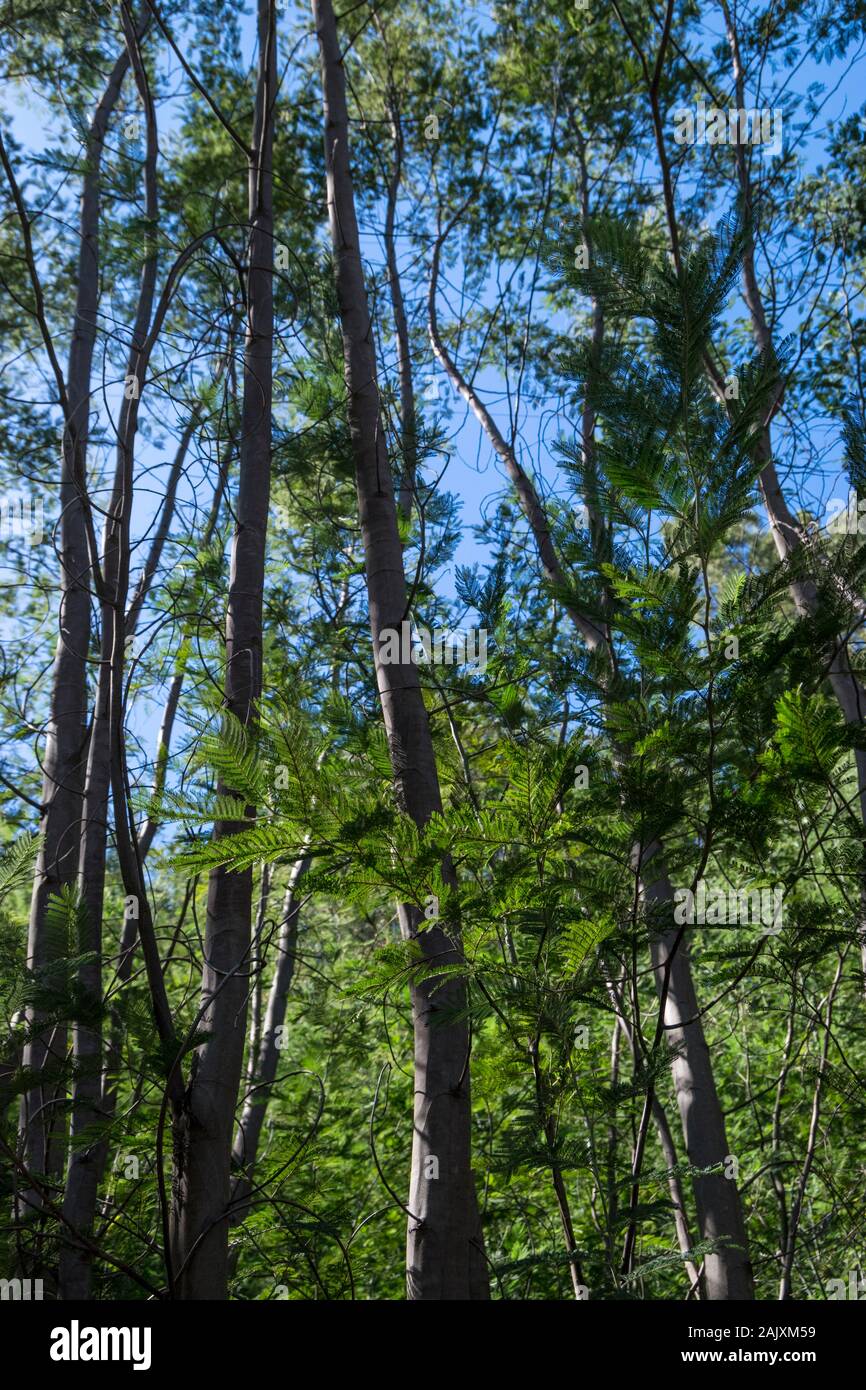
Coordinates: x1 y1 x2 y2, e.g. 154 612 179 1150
169 0 278 1301
311 0 489 1301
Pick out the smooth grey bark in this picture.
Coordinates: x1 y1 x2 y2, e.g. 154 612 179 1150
606 979 700 1291
641 856 754 1300
169 0 276 1301
241 864 272 1109
429 242 753 1298
382 103 417 522
312 0 489 1300
230 856 309 1219
368 14 417 523
58 5 166 1295
15 47 132 1232
59 7 161 1299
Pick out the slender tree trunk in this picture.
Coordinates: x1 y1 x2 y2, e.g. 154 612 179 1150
642 854 754 1299
59 8 160 1299
59 608 117 1301
312 0 489 1299
15 46 131 1241
243 866 271 1098
368 14 417 522
383 110 417 521
606 980 700 1291
230 856 309 1219
169 0 276 1300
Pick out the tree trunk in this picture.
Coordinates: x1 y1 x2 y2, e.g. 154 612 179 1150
15 46 131 1243
169 0 276 1301
230 856 309 1221
642 855 754 1299
383 106 417 521
606 980 700 1291
312 0 489 1300
59 9 160 1299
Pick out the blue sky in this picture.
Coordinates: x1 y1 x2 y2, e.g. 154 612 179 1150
2 1 865 805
